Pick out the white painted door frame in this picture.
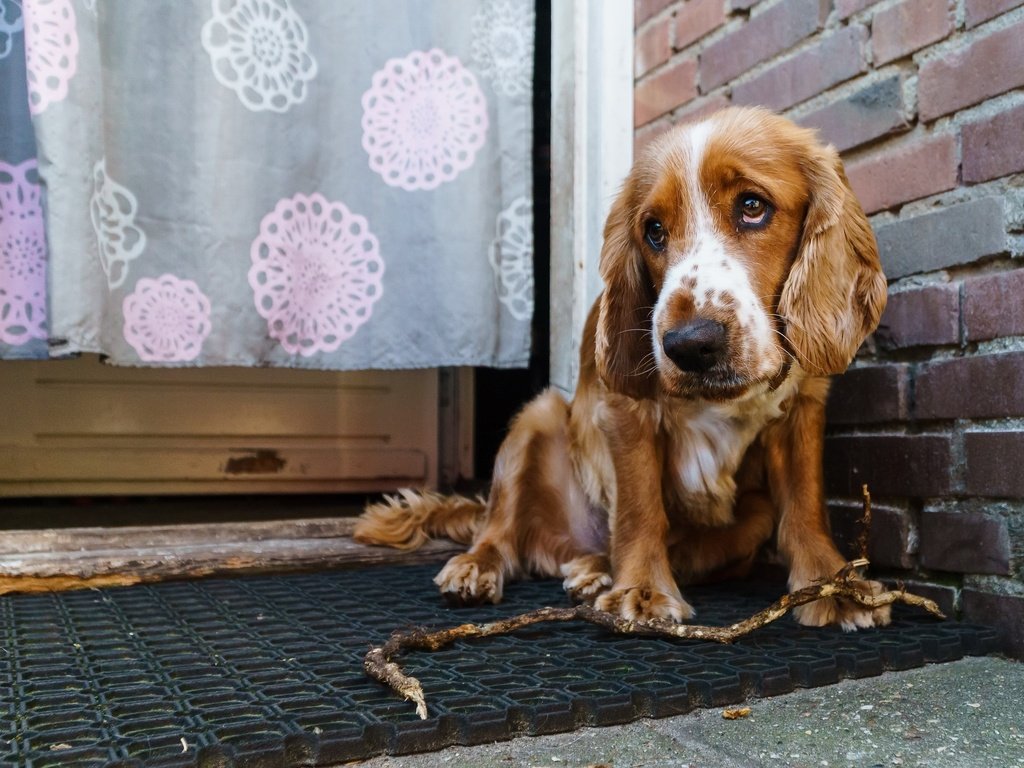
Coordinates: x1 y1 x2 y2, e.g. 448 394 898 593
549 1 634 397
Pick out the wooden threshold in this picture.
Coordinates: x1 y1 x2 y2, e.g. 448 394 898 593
0 517 463 595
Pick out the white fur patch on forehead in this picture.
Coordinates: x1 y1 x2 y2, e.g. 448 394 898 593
650 115 780 379
643 116 716 192
683 119 715 238
686 119 714 164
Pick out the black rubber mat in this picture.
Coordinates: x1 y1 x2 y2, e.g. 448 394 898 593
1 563 997 767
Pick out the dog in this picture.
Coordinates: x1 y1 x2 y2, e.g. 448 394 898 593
355 106 891 630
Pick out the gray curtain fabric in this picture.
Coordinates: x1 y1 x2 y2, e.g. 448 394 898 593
0 0 535 369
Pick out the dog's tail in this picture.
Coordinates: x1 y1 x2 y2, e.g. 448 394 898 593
352 489 486 550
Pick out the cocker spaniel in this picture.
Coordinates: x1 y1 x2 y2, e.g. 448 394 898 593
355 107 891 630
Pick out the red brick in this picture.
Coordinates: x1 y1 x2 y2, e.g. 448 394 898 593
636 0 677 26
837 0 878 17
919 19 1024 121
674 92 731 123
964 431 1024 497
963 100 1024 183
845 133 957 213
919 510 1011 574
636 19 673 77
674 0 727 51
872 0 953 65
635 115 676 157
827 364 910 425
964 269 1024 342
633 95 732 156
829 503 914 568
962 589 1024 658
699 0 829 90
965 0 1024 27
796 75 910 153
873 197 1006 278
825 434 954 498
875 284 960 350
634 57 698 127
915 352 1024 420
731 25 867 111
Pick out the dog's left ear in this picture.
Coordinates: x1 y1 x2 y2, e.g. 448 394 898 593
779 144 888 375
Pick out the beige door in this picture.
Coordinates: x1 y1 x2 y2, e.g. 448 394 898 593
0 355 440 496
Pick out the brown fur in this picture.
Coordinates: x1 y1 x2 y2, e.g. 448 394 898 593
354 107 890 630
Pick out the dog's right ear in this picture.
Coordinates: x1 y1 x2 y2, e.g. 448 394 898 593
594 190 658 400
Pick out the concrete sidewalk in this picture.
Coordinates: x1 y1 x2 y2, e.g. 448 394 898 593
355 656 1023 768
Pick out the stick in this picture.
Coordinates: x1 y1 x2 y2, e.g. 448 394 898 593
363 560 945 719
858 484 873 562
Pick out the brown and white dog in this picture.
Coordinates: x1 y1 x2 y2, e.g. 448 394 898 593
355 107 891 630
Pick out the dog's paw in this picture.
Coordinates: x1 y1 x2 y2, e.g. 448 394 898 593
434 553 504 605
793 578 892 631
595 583 694 622
560 555 612 603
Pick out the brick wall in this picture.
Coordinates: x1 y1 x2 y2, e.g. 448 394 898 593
634 0 1024 656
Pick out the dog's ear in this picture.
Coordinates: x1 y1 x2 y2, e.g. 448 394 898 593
594 190 658 399
779 143 887 375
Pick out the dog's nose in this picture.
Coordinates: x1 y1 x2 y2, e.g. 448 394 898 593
663 319 728 373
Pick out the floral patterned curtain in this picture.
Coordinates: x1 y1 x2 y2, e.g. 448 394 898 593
0 0 535 369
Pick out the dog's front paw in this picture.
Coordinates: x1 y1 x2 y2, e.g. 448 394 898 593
561 555 612 603
595 583 694 622
434 553 504 605
794 578 892 631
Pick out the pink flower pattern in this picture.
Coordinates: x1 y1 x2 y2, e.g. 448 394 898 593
249 193 384 356
122 274 213 362
23 0 79 115
362 48 488 191
0 159 48 346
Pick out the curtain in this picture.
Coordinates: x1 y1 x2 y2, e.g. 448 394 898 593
0 0 535 369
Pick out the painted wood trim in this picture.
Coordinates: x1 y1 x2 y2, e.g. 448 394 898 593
549 0 634 396
0 513 465 588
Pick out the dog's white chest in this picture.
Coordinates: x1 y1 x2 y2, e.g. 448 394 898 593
661 381 797 525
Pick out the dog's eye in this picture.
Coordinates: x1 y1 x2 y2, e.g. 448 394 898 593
644 219 668 251
737 194 771 228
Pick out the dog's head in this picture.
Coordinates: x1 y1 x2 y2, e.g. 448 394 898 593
595 107 887 401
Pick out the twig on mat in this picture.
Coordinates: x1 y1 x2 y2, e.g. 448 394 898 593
363 559 945 719
858 484 873 562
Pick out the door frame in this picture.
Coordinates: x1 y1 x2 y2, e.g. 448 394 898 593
549 0 634 397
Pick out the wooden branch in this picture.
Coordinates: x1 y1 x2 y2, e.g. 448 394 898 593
858 484 873 562
364 559 945 719
364 647 430 720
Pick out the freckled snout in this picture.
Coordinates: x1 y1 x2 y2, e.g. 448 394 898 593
663 319 727 373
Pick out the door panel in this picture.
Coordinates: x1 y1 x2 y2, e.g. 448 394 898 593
0 356 439 496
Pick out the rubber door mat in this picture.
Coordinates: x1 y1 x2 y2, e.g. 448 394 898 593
0 563 997 767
